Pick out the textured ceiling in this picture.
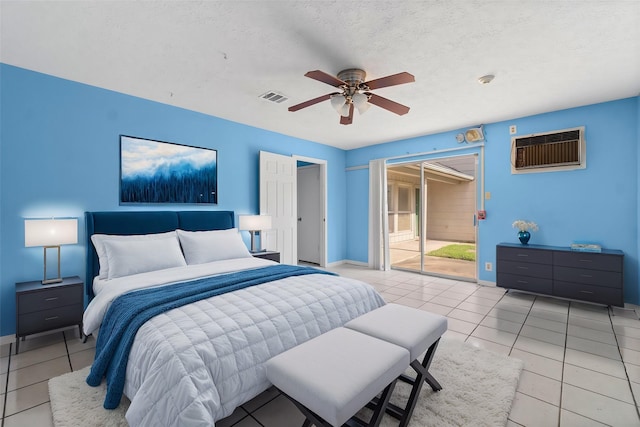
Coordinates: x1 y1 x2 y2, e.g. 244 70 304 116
1 1 639 150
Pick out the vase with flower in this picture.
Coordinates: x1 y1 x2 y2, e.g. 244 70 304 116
512 220 538 245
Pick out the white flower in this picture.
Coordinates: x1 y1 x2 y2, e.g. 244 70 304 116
512 220 539 232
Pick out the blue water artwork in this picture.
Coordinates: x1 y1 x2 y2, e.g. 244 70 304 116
120 136 217 204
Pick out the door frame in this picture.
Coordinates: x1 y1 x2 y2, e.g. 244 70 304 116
384 145 484 282
293 155 327 267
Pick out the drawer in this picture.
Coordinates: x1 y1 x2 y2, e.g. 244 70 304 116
554 251 623 272
497 273 553 294
498 260 552 279
497 246 552 264
17 284 83 314
554 281 623 307
554 266 622 289
17 304 83 336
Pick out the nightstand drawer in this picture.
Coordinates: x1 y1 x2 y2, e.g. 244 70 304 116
554 281 623 307
497 246 552 264
497 273 553 294
554 266 622 288
17 304 83 335
17 285 83 314
498 260 552 279
554 251 623 272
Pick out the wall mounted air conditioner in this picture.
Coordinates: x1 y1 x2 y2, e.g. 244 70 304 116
511 126 585 174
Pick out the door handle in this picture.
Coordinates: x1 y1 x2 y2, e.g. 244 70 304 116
298 218 302 222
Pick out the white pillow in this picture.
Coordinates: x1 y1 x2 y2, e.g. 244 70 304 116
91 231 177 279
103 235 187 280
177 228 252 265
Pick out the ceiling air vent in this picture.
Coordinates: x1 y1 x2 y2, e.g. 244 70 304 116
259 91 289 104
511 127 586 174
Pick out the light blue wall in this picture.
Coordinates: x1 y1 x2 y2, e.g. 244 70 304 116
0 64 347 336
2 63 639 337
346 98 640 305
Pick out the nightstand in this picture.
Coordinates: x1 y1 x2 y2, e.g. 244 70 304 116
252 250 280 263
15 276 84 354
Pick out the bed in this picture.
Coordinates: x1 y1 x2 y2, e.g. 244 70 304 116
82 210 385 427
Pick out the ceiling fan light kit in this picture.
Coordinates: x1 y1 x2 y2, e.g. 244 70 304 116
288 68 415 125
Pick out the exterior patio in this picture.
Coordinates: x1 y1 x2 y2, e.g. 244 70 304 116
390 239 476 280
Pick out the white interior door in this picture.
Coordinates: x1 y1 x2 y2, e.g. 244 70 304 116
260 151 297 264
297 165 321 264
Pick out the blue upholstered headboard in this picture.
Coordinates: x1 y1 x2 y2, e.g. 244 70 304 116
85 211 235 299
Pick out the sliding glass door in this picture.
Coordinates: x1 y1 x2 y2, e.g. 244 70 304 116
388 154 478 281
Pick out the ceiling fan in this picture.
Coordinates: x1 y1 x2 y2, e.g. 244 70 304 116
288 69 415 125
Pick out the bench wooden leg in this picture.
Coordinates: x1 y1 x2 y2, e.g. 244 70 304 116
409 338 442 392
368 379 397 427
399 338 442 427
369 338 443 427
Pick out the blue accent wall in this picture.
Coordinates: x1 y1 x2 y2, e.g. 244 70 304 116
0 64 347 336
1 62 639 337
346 98 640 305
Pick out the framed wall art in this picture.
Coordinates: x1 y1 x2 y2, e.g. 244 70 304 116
120 135 218 204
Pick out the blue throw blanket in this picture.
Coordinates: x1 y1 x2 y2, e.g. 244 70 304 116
86 264 335 409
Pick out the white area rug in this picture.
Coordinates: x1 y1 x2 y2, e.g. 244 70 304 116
49 338 522 427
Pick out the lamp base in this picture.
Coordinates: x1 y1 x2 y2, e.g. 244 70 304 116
43 246 62 285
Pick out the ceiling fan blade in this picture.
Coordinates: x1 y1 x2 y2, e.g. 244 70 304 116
340 103 354 125
288 93 338 112
305 70 346 87
367 93 410 115
364 72 415 90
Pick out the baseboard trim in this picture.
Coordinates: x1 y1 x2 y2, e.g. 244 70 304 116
477 280 497 287
0 334 15 346
326 259 369 268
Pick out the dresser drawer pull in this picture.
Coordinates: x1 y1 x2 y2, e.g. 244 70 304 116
517 254 529 257
517 266 529 269
45 316 59 321
516 280 529 284
44 297 59 302
579 291 594 294
580 274 593 278
579 259 593 263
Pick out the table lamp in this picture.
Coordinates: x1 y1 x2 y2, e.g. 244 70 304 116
238 215 272 252
25 218 78 284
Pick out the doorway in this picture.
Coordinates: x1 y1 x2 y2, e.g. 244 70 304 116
387 154 477 280
297 162 322 265
259 152 327 267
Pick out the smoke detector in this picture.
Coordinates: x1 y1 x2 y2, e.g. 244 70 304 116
477 75 495 85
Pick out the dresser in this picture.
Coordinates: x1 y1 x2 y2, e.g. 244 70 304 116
496 243 624 307
15 276 84 353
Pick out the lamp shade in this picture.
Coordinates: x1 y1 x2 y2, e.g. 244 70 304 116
352 92 370 114
330 94 346 112
238 215 272 231
25 219 78 247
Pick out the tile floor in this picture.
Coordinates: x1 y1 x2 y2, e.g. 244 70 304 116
2 264 640 426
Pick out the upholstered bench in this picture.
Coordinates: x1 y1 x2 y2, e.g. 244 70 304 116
265 327 410 427
344 303 448 427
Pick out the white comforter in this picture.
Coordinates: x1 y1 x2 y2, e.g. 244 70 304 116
83 259 385 427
